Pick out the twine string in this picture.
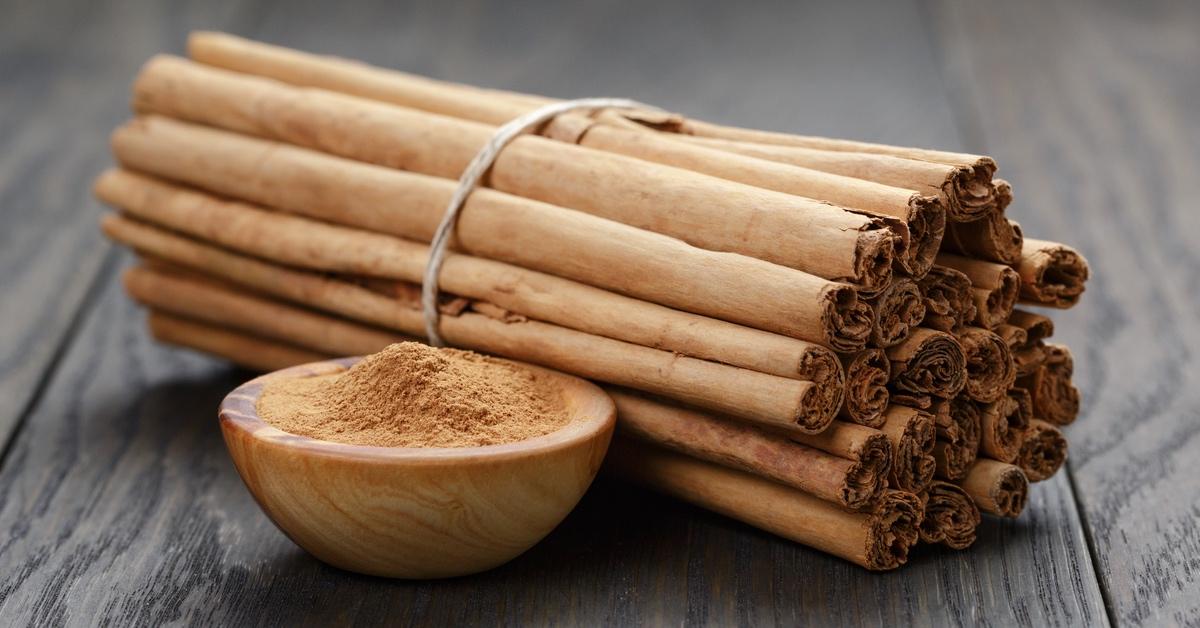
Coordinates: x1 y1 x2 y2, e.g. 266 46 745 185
421 98 660 346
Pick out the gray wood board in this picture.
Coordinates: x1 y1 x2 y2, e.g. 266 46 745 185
0 0 1119 624
0 0 265 454
929 0 1200 624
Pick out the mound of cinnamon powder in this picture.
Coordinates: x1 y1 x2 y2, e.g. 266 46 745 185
256 342 571 447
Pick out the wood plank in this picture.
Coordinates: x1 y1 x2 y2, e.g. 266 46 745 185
0 0 1107 624
0 0 261 451
928 0 1200 624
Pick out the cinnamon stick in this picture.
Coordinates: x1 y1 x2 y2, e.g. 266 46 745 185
107 121 872 351
95 170 859 385
146 311 326 372
916 265 976 332
956 327 1017 403
977 392 1029 463
187 32 993 225
943 210 1023 264
544 115 944 277
126 266 411 356
1008 309 1054 376
958 459 1029 518
605 437 923 570
886 328 967 399
106 225 836 433
935 253 1020 329
132 56 898 291
865 278 925 348
1017 239 1089 307
918 481 981 550
932 395 982 481
789 421 893 472
994 324 1027 353
838 349 890 428
1016 419 1068 482
879 405 936 494
1016 344 1081 425
608 390 887 510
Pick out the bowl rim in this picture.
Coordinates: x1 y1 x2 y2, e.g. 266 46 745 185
219 356 616 464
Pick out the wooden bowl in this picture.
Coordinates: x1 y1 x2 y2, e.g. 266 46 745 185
218 357 615 579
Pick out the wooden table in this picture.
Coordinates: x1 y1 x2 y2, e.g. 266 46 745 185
1 0 1196 624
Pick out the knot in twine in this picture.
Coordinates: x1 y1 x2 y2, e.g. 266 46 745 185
422 98 661 346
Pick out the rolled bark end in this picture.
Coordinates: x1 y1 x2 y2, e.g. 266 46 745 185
1018 344 1080 425
843 434 893 511
795 383 836 434
977 266 1020 329
978 394 1028 463
898 195 946 277
854 228 899 293
1018 239 1089 307
945 162 997 222
796 347 842 389
944 211 1024 265
917 265 976 332
933 394 982 480
839 349 890 427
882 405 936 493
824 285 874 352
865 490 924 571
961 460 1029 518
958 327 1017 403
886 328 967 399
867 278 925 348
1017 419 1068 482
919 481 981 550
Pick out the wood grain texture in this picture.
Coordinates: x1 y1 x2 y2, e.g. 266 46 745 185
0 0 260 450
929 0 1200 624
0 0 1161 623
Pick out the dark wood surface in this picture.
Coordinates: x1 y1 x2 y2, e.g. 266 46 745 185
0 0 1193 625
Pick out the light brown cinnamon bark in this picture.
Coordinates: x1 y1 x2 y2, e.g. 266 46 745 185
95 171 863 382
605 437 923 570
1017 419 1068 482
131 57 897 291
956 327 1017 403
994 324 1027 352
886 328 967 399
943 211 1023 264
977 392 1029 463
865 278 925 348
544 115 944 277
788 421 893 471
608 390 887 510
918 481 981 550
107 121 872 351
932 395 982 481
105 222 835 433
126 266 411 356
147 311 327 372
879 405 936 494
916 265 976 332
1017 239 1090 308
187 31 993 227
958 459 1029 518
935 253 1020 329
838 349 890 427
1016 344 1081 425
189 31 552 125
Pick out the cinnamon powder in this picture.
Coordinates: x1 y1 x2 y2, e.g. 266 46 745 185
256 342 570 447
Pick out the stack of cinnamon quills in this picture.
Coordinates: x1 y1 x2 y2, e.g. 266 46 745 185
96 32 1090 571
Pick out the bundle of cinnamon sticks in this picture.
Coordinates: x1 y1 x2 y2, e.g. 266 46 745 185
96 32 1090 571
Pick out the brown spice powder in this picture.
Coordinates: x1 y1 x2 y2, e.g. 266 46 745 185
256 342 571 447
